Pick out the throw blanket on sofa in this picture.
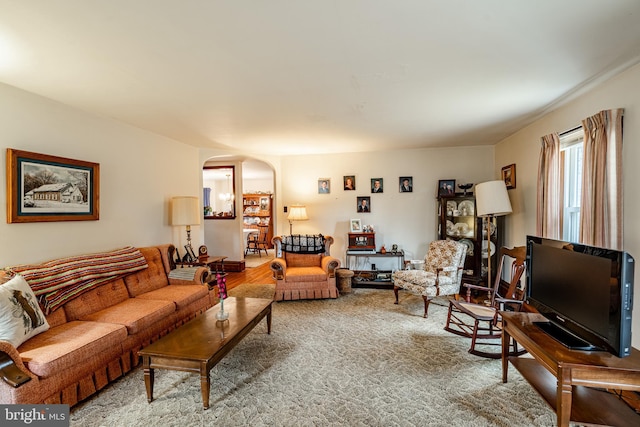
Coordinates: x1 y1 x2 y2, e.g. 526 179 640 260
281 234 325 254
6 246 148 314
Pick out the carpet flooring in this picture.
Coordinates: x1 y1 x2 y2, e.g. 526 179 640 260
244 250 275 268
69 285 557 426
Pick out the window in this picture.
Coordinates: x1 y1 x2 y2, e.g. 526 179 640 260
560 127 584 242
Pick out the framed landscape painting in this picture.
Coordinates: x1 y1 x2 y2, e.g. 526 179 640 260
6 148 100 223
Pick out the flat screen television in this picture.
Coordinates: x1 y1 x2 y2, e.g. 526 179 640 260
526 235 634 357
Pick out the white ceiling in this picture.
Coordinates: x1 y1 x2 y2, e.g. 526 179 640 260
1 1 640 156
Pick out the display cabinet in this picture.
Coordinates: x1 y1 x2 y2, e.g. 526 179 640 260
437 194 503 287
242 193 273 248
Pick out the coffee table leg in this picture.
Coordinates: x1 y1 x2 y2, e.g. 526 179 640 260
200 367 210 409
142 356 154 403
267 307 272 334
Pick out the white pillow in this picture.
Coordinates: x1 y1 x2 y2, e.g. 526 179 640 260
0 275 50 348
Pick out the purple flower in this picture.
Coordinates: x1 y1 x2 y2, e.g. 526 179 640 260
217 273 227 299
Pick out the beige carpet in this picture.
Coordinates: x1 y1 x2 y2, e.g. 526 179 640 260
244 250 275 268
70 287 556 426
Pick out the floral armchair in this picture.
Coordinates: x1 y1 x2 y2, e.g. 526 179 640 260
270 235 341 301
392 240 466 318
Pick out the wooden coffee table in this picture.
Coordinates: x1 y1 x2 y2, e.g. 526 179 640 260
138 297 272 409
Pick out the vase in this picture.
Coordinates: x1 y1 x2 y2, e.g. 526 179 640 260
216 299 229 320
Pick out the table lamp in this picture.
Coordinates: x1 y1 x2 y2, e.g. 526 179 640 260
287 205 308 235
171 196 201 250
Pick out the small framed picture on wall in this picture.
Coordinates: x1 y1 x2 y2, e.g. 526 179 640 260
438 179 455 196
399 176 413 192
318 178 330 194
343 175 356 190
501 164 516 189
357 196 371 212
371 178 383 193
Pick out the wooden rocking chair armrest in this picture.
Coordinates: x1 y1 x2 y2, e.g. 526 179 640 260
461 282 493 302
462 283 492 292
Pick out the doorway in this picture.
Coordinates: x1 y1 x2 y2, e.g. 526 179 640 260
241 159 275 265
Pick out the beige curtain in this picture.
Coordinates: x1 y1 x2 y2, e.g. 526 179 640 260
536 133 562 239
580 109 624 249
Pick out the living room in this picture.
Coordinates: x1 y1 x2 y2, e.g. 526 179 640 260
1 2 640 424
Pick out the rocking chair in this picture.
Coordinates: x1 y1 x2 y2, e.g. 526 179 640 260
444 246 527 358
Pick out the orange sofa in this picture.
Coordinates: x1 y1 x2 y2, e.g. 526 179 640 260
0 244 212 407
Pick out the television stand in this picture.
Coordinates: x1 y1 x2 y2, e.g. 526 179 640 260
533 321 600 351
502 311 640 427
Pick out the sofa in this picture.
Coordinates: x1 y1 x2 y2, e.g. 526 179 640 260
0 244 213 407
270 235 341 301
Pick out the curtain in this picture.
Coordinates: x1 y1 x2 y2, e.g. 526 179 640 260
536 133 562 239
580 109 624 249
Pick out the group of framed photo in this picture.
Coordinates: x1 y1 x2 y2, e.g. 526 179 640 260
318 175 414 213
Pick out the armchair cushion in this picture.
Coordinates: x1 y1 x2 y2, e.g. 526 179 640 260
284 267 327 283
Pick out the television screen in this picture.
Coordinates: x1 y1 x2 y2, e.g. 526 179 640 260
526 236 634 357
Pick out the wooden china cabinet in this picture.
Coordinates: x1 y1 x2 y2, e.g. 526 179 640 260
437 193 503 287
242 193 274 249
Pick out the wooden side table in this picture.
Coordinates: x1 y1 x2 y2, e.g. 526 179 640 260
502 311 640 427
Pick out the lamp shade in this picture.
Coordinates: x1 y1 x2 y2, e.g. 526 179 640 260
287 205 309 221
475 180 512 217
171 196 201 226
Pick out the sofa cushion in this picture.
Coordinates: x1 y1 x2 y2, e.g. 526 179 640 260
18 320 127 378
285 267 327 283
124 247 170 297
284 252 323 268
0 275 50 348
45 306 67 328
79 298 175 335
63 279 130 321
136 285 208 309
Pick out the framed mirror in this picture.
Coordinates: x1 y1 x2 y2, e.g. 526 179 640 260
203 165 235 219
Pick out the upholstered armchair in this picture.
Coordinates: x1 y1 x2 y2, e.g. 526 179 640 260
392 240 466 318
270 235 341 301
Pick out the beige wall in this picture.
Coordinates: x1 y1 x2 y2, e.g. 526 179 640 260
0 83 202 266
495 62 640 347
277 146 495 264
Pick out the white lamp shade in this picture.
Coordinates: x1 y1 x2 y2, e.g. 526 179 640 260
287 205 309 221
171 196 201 226
475 180 512 217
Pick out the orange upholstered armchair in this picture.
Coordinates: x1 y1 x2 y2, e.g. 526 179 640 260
270 235 341 301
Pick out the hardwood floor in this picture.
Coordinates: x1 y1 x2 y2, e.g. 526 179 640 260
225 260 273 291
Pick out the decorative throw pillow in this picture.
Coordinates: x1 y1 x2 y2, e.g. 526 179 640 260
0 274 50 348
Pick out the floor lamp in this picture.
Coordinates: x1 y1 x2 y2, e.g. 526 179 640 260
171 196 201 259
287 205 308 235
475 180 512 287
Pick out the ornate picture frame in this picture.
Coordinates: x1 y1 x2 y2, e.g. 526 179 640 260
6 148 100 223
